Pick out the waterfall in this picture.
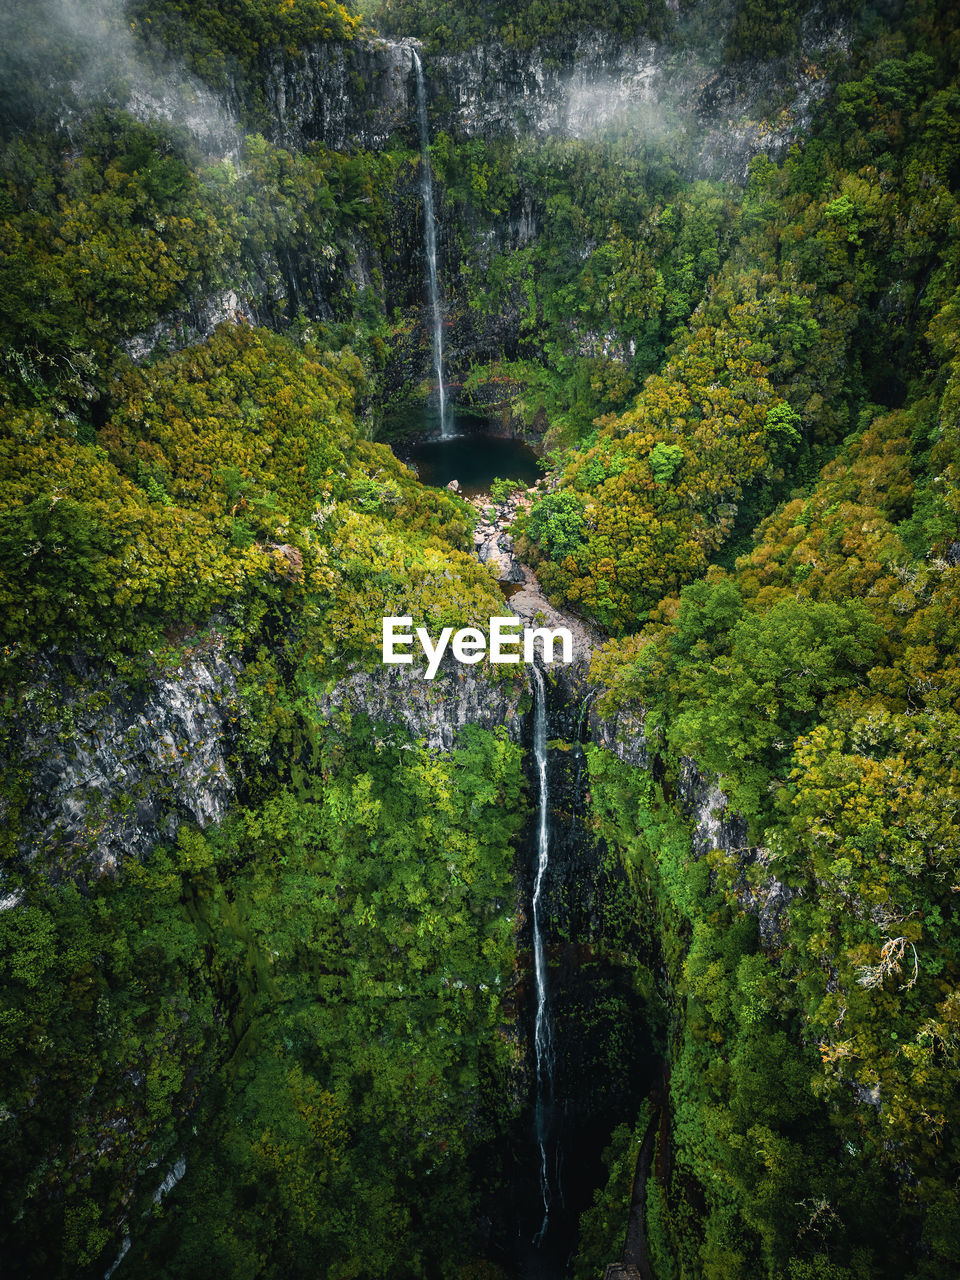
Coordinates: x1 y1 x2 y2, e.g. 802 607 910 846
411 49 449 438
530 664 555 1245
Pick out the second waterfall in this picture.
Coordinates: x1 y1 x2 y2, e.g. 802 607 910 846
411 50 449 438
530 664 556 1247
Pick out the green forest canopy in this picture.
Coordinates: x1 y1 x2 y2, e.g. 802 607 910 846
2 0 960 1277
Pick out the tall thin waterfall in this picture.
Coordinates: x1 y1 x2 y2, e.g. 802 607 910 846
530 664 555 1244
411 49 449 438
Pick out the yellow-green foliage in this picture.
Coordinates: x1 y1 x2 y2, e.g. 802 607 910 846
520 317 781 628
0 113 403 412
0 114 222 401
129 0 363 86
519 39 960 633
0 402 265 657
588 355 960 1275
0 323 503 673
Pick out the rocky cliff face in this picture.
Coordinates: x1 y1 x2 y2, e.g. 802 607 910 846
588 700 648 770
123 19 848 368
123 289 258 364
254 17 848 182
430 29 841 182
255 37 421 152
8 632 241 878
8 626 532 880
315 654 528 751
678 758 796 946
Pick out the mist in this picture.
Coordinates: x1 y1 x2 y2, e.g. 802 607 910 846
0 0 240 156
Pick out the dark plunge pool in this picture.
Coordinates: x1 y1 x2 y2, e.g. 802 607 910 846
399 413 542 496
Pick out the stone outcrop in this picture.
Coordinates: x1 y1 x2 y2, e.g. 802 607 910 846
255 37 421 152
678 758 797 946
588 700 648 770
9 631 241 877
314 654 528 751
429 28 842 183
474 517 526 585
252 18 848 182
123 289 257 364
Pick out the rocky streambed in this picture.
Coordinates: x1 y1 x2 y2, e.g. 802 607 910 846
455 480 600 664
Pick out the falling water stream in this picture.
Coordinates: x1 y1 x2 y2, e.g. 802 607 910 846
530 664 555 1246
411 49 449 438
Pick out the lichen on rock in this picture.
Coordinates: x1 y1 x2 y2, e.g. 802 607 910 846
9 633 241 877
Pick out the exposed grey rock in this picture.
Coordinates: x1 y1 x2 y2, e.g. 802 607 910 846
426 24 846 181
729 844 799 948
314 654 527 752
479 535 524 581
588 701 648 770
509 193 539 247
678 758 796 946
124 68 242 158
151 1155 187 1204
124 289 257 364
252 21 848 183
679 758 742 860
11 634 241 877
471 491 531 584
852 1080 881 1110
256 37 420 152
504 564 599 664
433 32 664 142
4 0 243 159
754 868 799 947
104 1236 131 1280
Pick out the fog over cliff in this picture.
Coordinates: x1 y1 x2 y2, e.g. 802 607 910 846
0 0 240 153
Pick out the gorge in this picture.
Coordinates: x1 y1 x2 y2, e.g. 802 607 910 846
530 663 555 1249
3 2 960 1279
